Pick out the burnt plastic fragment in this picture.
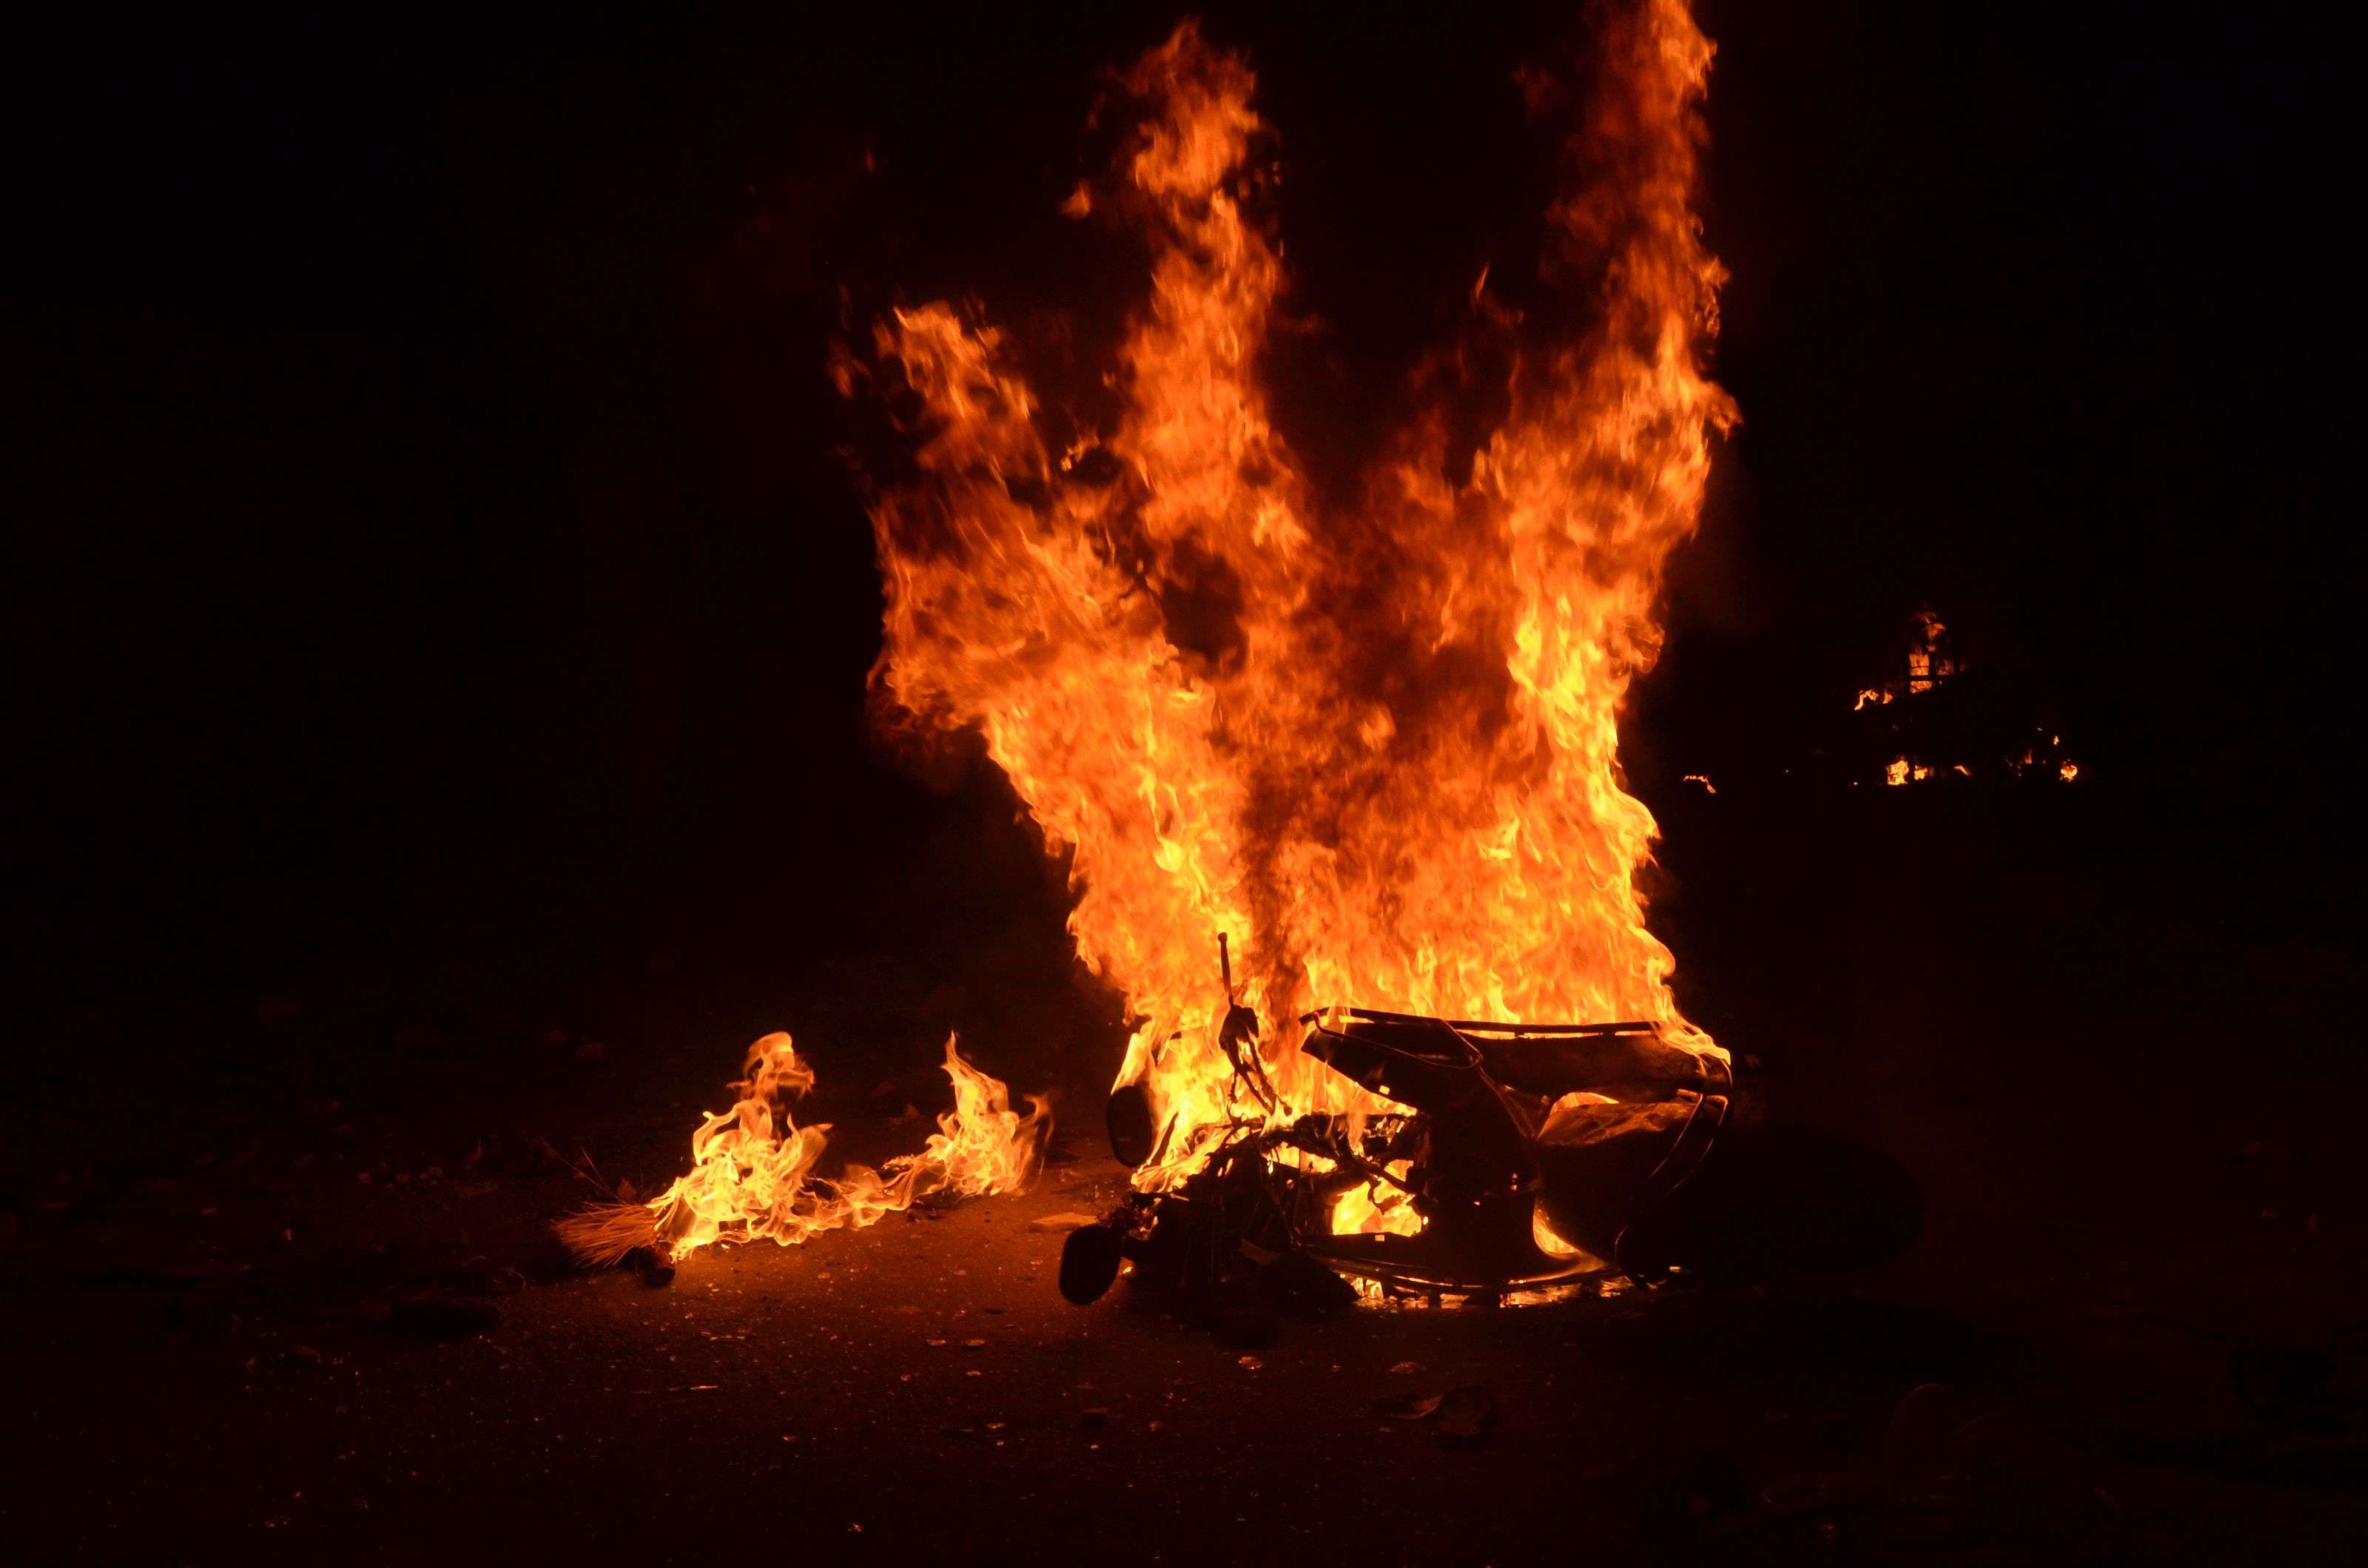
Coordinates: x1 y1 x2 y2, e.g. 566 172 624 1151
1105 1083 1159 1169
1058 1224 1125 1305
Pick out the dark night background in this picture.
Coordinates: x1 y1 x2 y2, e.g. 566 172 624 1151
6 4 2366 1560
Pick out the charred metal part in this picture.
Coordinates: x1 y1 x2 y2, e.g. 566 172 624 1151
1065 1004 1910 1316
1345 1008 1658 1037
1302 1009 1734 1293
1066 1007 1730 1308
1214 934 1276 1110
1058 1110 1372 1320
1105 1083 1160 1170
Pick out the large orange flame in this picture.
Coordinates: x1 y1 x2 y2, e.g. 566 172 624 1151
849 1 1735 1208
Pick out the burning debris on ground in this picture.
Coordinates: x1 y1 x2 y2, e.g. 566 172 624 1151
554 1032 1050 1268
1846 611 2082 792
1666 608 2088 798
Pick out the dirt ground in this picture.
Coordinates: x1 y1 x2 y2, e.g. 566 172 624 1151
7 781 2364 1564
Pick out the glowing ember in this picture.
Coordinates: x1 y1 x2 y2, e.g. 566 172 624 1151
847 0 1732 1205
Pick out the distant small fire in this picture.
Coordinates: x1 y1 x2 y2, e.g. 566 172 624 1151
1859 611 2079 787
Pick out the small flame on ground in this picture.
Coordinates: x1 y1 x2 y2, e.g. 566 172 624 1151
557 1034 1048 1266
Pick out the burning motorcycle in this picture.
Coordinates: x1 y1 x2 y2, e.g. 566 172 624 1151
1060 980 1918 1316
